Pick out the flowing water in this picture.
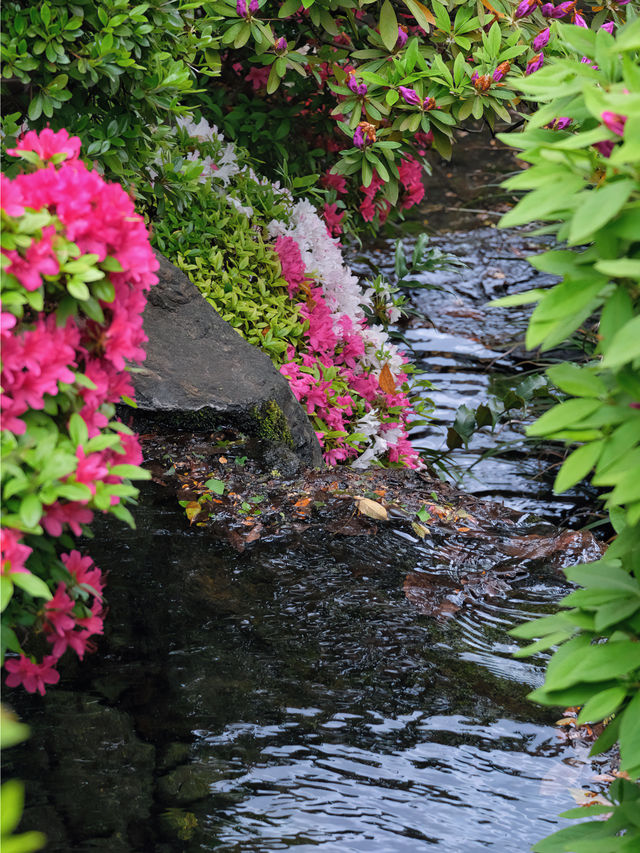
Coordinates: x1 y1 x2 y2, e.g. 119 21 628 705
6 140 604 852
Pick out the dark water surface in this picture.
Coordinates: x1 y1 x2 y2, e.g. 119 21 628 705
7 478 601 852
7 141 603 851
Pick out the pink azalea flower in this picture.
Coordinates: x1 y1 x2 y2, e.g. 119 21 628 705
0 528 32 575
594 139 615 158
396 25 408 48
73 446 109 494
5 654 60 695
323 202 345 236
245 66 270 91
398 156 425 209
414 131 434 155
602 111 627 136
47 626 93 660
320 170 348 194
5 225 60 291
353 126 366 148
43 502 94 538
600 21 615 33
275 236 306 295
43 584 76 637
275 37 287 52
8 128 81 162
0 174 25 216
61 550 104 597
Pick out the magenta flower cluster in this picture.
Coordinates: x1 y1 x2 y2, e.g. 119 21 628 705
1 128 158 694
274 237 419 467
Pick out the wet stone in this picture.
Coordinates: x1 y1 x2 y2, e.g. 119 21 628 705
156 762 228 806
19 694 155 846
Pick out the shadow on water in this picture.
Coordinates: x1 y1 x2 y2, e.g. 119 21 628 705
6 135 604 852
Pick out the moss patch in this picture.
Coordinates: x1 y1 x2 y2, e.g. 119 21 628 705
251 400 293 447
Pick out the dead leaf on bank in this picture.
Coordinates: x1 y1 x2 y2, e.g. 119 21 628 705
228 529 246 552
354 496 388 521
185 501 202 524
411 521 430 539
379 363 396 394
244 523 263 543
568 789 611 808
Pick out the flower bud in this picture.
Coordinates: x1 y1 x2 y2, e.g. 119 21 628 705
532 28 550 51
398 86 422 106
525 52 544 75
396 25 408 48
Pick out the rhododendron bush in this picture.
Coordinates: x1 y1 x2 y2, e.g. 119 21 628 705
154 116 425 467
2 0 632 232
1 129 157 693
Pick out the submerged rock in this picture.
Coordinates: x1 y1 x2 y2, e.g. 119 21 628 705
125 252 323 468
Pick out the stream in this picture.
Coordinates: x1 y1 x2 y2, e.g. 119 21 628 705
5 139 604 852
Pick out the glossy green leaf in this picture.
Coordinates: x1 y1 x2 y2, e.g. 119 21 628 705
379 0 398 52
568 180 635 246
576 686 628 725
527 399 601 437
11 572 52 601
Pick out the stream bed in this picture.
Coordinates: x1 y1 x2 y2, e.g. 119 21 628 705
6 139 604 852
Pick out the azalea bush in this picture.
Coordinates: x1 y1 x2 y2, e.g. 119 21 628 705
1 128 157 694
494 18 640 852
154 115 426 467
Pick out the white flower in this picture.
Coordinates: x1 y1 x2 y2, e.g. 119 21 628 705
226 195 254 218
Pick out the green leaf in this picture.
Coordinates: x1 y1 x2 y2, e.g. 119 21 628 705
554 441 604 493
564 560 640 594
546 364 607 398
19 494 43 529
590 713 621 755
379 0 398 52
489 288 546 308
108 464 151 479
619 692 640 776
595 258 640 279
527 399 601 437
500 178 584 229
12 572 53 601
0 577 13 613
0 779 24 835
594 598 640 632
576 686 627 725
403 0 435 34
69 412 89 447
556 641 640 689
601 316 640 369
204 478 225 495
568 180 635 246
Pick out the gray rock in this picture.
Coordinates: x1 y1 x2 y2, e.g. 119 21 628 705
39 694 155 840
127 253 323 468
156 762 227 805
